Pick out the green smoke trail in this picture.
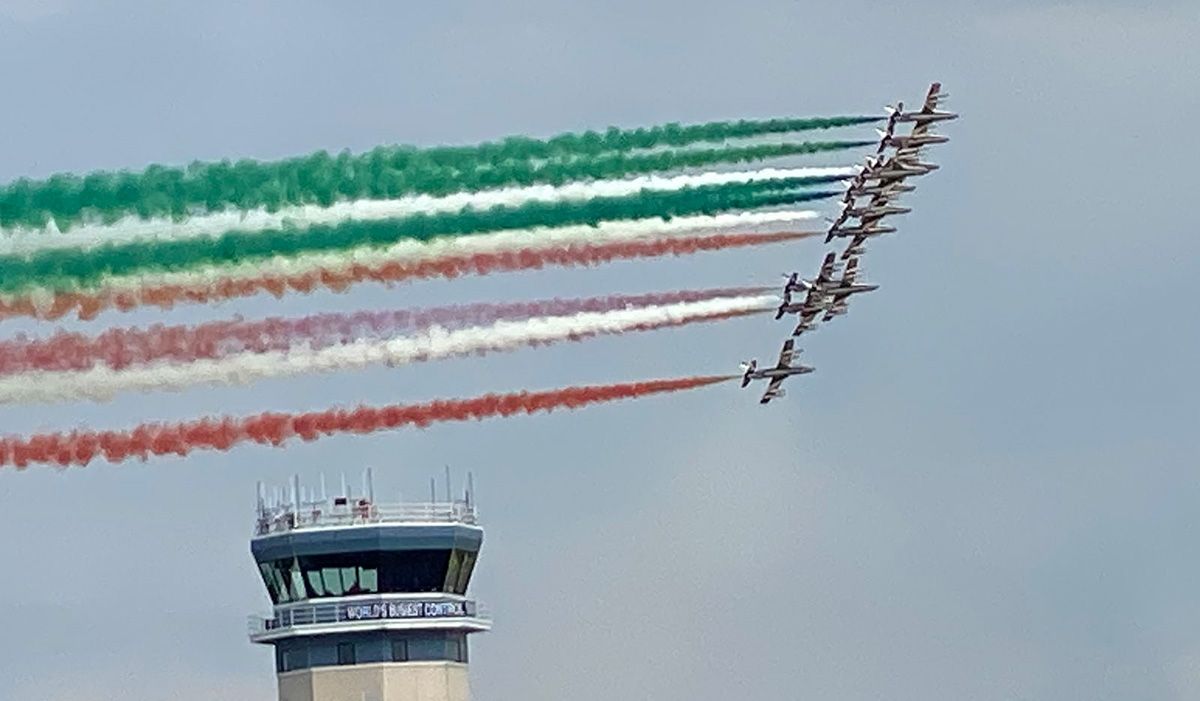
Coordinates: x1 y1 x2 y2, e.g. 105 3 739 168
0 179 839 295
0 138 872 232
455 114 881 161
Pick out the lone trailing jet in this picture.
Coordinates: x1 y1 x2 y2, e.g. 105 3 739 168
820 258 878 321
776 252 838 321
741 339 815 404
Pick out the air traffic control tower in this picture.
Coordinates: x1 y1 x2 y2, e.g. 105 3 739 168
248 472 490 701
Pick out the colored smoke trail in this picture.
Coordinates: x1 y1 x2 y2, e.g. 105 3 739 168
0 181 838 295
0 295 775 403
1 229 815 321
0 134 870 232
0 286 771 374
1 167 854 253
0 375 735 468
17 209 818 301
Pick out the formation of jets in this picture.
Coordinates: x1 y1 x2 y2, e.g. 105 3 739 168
742 82 956 404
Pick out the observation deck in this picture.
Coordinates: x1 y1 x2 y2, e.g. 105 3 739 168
248 594 492 643
255 499 479 537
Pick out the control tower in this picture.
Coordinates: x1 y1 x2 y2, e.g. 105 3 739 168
248 471 490 701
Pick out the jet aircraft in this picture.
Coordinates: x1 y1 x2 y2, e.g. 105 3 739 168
776 253 838 320
869 155 938 181
826 221 896 241
820 258 878 321
877 128 949 151
825 201 910 242
741 339 815 404
889 82 958 125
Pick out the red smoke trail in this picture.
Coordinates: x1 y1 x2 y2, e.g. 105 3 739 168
0 293 769 375
0 374 734 469
0 230 814 321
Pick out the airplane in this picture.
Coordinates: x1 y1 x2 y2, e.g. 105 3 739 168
843 180 914 203
890 82 958 125
844 177 907 207
740 338 815 404
825 205 905 242
820 258 878 321
862 161 937 187
871 155 939 179
826 221 896 241
877 128 949 151
836 223 897 260
844 202 911 222
776 252 838 319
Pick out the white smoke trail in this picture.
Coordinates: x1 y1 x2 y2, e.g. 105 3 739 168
0 294 777 403
4 210 818 301
0 167 853 253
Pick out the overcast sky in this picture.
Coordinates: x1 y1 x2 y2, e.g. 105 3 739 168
0 1 1198 700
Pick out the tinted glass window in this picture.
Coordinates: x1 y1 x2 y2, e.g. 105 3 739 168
337 642 356 666
391 639 409 662
453 551 477 595
280 648 307 672
257 550 466 602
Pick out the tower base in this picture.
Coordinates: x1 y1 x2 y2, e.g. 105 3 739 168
278 662 470 701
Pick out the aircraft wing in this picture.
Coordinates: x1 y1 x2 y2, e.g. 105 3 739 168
910 121 933 139
792 308 821 336
814 252 838 286
821 300 849 322
841 258 860 285
922 82 944 112
820 260 859 320
858 210 885 228
841 233 868 260
800 286 827 314
759 376 786 404
775 338 796 369
911 82 948 136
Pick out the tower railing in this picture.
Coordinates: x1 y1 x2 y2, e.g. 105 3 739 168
255 500 477 536
247 598 491 637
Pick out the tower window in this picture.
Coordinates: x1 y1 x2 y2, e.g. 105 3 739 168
279 648 307 673
391 639 409 662
337 642 356 666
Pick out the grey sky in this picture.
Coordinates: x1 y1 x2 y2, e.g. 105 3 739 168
0 1 1197 700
